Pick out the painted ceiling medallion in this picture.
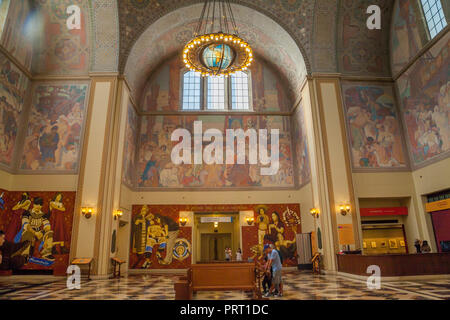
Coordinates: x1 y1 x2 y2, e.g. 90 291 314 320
182 0 253 77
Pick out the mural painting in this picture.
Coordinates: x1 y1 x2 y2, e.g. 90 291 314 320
0 52 30 167
0 189 75 273
251 204 301 266
129 204 301 269
342 83 407 169
397 33 450 167
391 0 428 75
137 115 294 189
130 205 192 270
292 102 311 186
20 83 89 172
122 101 138 187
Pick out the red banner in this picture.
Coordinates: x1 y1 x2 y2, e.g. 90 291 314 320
360 207 408 217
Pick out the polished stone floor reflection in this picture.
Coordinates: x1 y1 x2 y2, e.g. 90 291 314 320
0 272 449 300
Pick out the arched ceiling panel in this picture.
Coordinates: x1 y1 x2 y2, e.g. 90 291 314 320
124 3 307 104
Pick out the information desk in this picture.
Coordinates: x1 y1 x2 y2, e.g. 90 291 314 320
337 253 450 277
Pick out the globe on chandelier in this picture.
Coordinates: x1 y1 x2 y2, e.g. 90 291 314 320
182 0 254 78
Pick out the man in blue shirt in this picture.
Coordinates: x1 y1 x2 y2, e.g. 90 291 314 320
264 244 283 297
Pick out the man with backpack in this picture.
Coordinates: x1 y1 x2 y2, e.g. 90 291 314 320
264 244 283 297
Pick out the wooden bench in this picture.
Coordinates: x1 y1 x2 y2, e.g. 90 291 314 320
175 262 259 300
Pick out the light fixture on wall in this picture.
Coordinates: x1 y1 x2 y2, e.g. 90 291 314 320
81 207 94 219
179 217 188 227
310 208 320 218
114 209 123 220
246 216 255 226
339 204 351 216
182 0 253 77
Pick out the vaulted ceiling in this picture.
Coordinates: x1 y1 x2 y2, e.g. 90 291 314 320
26 0 395 102
115 0 394 101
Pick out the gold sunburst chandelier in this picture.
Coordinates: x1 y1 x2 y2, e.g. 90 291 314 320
183 0 253 77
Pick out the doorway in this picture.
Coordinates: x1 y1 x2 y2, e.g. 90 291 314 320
201 233 232 261
194 212 240 263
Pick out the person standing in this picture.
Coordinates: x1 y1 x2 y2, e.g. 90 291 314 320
414 239 422 253
236 248 242 261
225 247 231 261
421 240 431 253
264 244 283 297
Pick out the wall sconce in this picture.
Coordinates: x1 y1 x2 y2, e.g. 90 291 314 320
114 209 123 220
246 216 254 226
81 207 94 219
310 208 319 218
179 217 188 227
339 204 351 216
214 221 219 232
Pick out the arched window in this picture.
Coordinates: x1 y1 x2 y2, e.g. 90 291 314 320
181 70 252 111
420 0 448 39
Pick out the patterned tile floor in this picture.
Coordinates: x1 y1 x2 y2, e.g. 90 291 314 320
0 272 449 300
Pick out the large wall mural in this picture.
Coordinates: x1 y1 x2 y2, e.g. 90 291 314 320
137 114 294 189
129 203 301 269
130 205 192 270
397 32 450 167
292 102 311 185
342 83 407 169
0 188 75 273
391 0 428 76
0 0 33 71
0 52 30 167
19 83 89 172
141 56 291 113
122 101 138 187
32 0 90 75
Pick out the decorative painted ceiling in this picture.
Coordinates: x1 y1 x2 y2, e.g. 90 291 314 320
15 0 395 97
124 3 307 104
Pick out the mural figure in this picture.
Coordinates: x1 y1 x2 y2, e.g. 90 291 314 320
262 210 297 263
131 205 183 268
6 192 31 242
282 206 301 235
255 205 269 246
19 197 55 263
49 193 68 254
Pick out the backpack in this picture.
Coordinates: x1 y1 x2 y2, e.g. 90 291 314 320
275 249 283 265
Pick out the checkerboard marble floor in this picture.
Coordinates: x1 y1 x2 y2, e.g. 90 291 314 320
1 272 449 300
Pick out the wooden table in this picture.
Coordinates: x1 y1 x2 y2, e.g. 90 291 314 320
111 258 126 279
71 258 93 280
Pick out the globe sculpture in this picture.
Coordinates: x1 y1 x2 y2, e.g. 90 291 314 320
202 43 235 73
